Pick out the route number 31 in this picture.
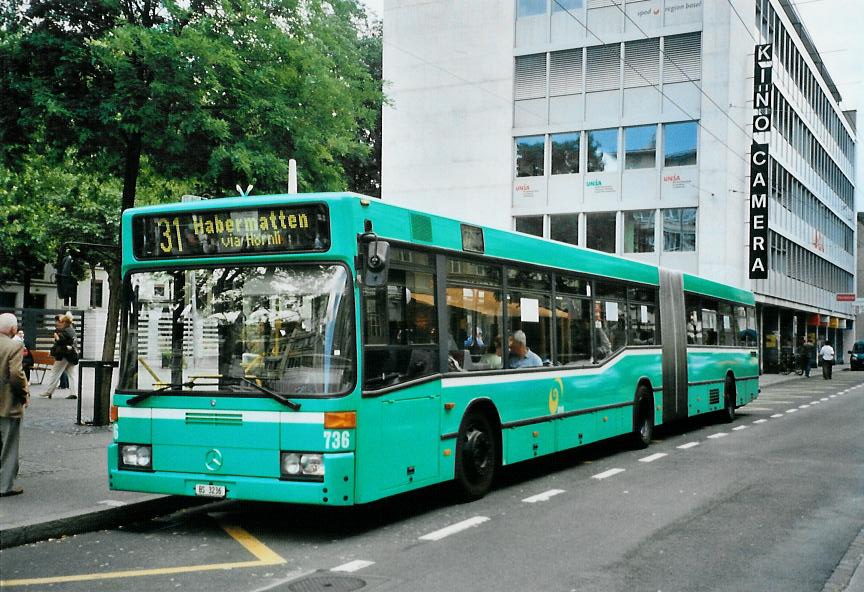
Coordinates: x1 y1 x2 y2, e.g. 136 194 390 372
323 430 351 450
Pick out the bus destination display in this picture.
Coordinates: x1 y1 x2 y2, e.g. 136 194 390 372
133 204 330 259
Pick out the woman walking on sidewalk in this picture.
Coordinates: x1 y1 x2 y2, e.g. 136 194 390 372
41 313 79 399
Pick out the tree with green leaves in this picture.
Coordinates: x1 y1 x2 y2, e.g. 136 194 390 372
1 0 383 422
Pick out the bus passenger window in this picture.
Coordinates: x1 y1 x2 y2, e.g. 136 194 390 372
593 298 625 361
363 249 439 389
555 295 591 364
718 303 734 346
446 259 504 372
701 300 718 345
685 296 702 345
627 287 659 346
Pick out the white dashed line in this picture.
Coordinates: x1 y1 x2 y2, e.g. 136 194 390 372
97 500 127 507
798 404 810 409
820 397 829 401
677 442 700 449
786 409 798 413
732 425 748 431
331 560 375 573
638 453 668 463
419 516 490 541
592 468 626 480
771 414 784 418
830 395 837 398
707 433 728 439
522 489 566 503
753 419 768 424
811 400 821 404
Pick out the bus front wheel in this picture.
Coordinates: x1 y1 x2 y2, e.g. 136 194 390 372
454 410 498 500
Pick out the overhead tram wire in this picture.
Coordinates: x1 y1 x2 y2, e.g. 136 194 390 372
725 0 760 44
551 0 748 164
606 0 754 142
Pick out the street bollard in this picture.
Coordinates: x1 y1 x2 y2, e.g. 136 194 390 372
77 360 119 426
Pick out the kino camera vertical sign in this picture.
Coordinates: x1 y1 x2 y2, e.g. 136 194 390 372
749 43 772 280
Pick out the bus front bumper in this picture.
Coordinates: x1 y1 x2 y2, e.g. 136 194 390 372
108 445 356 506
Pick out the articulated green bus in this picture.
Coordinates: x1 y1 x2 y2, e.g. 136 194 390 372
109 193 759 504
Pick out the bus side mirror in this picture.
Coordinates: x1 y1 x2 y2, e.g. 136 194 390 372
365 240 390 288
56 255 77 299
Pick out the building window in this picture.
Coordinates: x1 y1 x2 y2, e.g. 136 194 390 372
515 135 545 177
551 132 580 174
553 0 583 12
585 212 616 253
515 54 547 100
663 121 698 167
586 128 619 172
623 210 655 253
550 213 579 245
663 208 696 252
515 216 544 237
624 125 657 169
663 32 702 83
517 0 546 17
90 280 104 308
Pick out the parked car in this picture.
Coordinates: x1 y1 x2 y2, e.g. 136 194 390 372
848 341 864 370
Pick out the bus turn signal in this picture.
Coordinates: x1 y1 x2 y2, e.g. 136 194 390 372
324 411 357 429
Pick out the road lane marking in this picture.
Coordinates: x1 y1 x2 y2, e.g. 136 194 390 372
771 414 784 418
798 404 810 408
638 453 667 463
821 397 829 401
753 419 768 424
97 500 127 507
743 407 773 411
830 395 837 398
522 489 566 503
677 442 700 449
707 433 728 439
0 521 284 587
732 426 748 431
786 409 798 413
419 516 489 541
592 468 626 480
331 560 375 573
811 400 821 404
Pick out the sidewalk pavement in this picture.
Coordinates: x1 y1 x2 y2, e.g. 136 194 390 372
0 364 857 550
0 369 194 549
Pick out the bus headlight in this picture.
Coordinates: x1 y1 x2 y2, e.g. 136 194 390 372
281 452 301 476
120 444 152 470
280 452 324 480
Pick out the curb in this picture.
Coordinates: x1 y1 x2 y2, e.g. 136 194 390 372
0 496 203 550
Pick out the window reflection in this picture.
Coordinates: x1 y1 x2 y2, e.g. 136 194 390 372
551 132 580 174
663 208 696 252
624 125 657 169
516 135 546 177
664 121 698 167
587 128 619 172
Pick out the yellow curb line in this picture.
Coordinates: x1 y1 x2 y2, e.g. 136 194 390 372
0 521 285 587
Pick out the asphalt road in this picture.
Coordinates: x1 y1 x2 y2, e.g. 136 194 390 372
2 371 862 592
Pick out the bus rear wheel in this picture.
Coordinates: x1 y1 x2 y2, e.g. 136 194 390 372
631 386 654 449
721 375 736 423
454 410 498 500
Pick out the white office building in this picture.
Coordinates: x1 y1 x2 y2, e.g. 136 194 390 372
382 0 857 370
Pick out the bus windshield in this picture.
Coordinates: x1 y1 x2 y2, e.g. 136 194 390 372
119 264 355 396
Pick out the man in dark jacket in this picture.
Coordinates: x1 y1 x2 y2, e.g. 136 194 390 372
800 338 815 378
0 312 29 496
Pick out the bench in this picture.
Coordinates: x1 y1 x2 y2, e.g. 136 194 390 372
29 350 55 385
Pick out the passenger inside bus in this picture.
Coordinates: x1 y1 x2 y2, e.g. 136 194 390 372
508 330 542 369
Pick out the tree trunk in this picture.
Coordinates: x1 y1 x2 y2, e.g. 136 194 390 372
95 134 141 424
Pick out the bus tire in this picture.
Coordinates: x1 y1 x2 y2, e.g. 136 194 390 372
631 385 654 449
721 374 736 423
454 410 498 501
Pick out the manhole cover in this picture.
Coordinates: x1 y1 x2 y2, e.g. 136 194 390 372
286 574 366 592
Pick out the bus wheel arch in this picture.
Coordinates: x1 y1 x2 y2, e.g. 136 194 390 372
630 380 654 449
454 399 501 501
721 371 737 423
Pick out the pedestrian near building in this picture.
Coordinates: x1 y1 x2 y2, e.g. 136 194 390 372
0 312 29 497
41 313 79 399
54 315 69 390
800 338 815 378
819 341 835 380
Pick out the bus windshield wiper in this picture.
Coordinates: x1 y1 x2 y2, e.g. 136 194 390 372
236 377 302 411
127 381 199 406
